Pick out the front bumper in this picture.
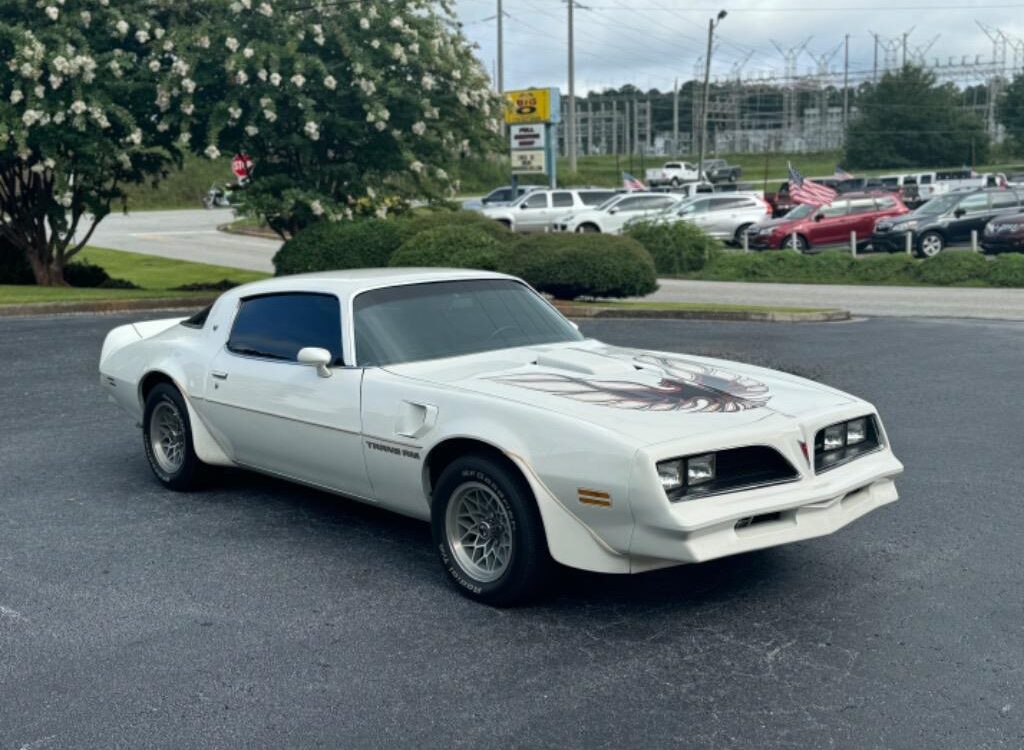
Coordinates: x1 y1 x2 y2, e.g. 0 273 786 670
625 411 904 572
871 229 914 252
748 233 779 249
980 237 1024 253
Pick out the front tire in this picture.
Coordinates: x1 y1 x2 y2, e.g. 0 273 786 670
577 223 600 233
142 383 207 491
431 455 552 606
733 223 753 245
782 234 808 252
917 231 944 258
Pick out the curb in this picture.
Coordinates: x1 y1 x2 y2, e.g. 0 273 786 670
553 302 850 323
0 296 216 317
217 221 281 241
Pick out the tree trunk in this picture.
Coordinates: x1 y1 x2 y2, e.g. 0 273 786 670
26 250 67 286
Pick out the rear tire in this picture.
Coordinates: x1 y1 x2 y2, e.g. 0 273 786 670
431 454 552 607
142 383 207 491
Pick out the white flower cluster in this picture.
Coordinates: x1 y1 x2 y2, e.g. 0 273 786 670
303 120 319 140
323 75 337 91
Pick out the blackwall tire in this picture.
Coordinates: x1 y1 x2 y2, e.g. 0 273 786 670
142 383 207 491
431 454 552 606
917 231 944 258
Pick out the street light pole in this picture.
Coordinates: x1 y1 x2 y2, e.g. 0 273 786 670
567 0 577 174
697 10 726 184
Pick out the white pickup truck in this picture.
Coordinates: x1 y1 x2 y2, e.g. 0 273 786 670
645 162 701 187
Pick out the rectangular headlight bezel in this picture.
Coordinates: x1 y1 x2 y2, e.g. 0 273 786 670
814 415 883 473
658 446 799 502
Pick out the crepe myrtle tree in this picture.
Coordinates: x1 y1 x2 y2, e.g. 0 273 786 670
181 0 502 238
0 0 202 285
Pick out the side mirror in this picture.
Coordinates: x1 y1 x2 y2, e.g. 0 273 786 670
954 208 966 218
298 347 333 378
814 213 824 222
520 203 529 209
609 208 618 214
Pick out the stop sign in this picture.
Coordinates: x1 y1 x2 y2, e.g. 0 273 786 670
231 152 254 179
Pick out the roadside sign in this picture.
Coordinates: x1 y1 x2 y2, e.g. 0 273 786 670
510 124 547 150
504 88 560 125
231 152 254 179
511 149 546 174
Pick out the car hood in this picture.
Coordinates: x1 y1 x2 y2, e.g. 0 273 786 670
384 339 858 447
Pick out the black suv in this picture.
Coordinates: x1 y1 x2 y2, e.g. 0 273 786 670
871 188 1024 257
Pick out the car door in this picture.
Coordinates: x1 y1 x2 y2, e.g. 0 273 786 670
200 292 373 499
847 197 881 238
946 192 990 242
544 191 577 229
703 196 749 238
514 191 551 231
988 190 1022 223
676 196 713 229
807 199 850 245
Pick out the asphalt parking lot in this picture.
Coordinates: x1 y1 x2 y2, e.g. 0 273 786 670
2 312 1022 749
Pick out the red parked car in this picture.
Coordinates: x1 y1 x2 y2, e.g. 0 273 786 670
748 192 909 252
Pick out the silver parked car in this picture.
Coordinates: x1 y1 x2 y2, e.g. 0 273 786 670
653 193 771 244
480 188 618 232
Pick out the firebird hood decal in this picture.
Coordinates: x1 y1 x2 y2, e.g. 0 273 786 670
490 354 771 413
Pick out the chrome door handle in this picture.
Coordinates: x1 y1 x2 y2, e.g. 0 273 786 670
211 371 228 380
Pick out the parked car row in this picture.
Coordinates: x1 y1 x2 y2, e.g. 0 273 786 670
645 159 743 187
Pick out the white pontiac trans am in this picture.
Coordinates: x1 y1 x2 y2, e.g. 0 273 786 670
100 269 903 605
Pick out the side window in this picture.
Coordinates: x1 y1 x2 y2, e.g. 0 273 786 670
614 197 643 211
957 194 988 212
522 192 548 209
645 196 677 210
819 200 849 218
848 198 877 214
551 192 574 208
991 192 1018 209
920 175 933 185
228 293 343 364
679 199 710 215
580 191 616 206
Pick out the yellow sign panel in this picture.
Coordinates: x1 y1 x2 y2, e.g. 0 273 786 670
504 88 553 124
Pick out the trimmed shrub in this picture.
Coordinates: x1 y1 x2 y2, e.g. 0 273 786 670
625 220 723 274
988 253 1024 287
389 226 506 271
849 253 918 284
395 209 513 243
503 233 658 300
272 218 404 276
63 259 111 288
0 241 33 284
913 251 991 285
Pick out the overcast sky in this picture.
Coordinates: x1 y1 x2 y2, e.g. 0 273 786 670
453 0 1024 93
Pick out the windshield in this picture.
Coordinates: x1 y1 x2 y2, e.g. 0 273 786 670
914 194 963 215
785 203 815 219
354 279 584 366
595 194 623 211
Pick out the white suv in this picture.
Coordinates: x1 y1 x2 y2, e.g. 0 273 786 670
653 193 770 244
480 188 618 232
552 192 680 234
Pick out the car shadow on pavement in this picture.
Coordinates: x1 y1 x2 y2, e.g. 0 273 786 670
195 467 791 613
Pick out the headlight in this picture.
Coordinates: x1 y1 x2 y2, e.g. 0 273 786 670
823 424 846 451
757 227 774 235
814 416 882 472
657 459 684 492
846 418 867 445
686 454 716 486
897 220 918 230
985 223 996 235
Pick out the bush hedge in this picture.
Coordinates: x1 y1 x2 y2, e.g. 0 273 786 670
395 209 512 243
694 248 1024 287
389 226 506 271
272 218 404 276
624 220 722 274
502 233 657 300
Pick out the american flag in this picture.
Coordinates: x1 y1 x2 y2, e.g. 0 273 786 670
622 172 646 191
834 166 854 180
788 163 838 206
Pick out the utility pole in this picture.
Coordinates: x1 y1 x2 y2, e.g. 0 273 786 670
697 10 727 182
902 31 908 67
672 78 679 155
843 34 850 131
872 32 878 82
567 0 577 174
496 0 504 95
